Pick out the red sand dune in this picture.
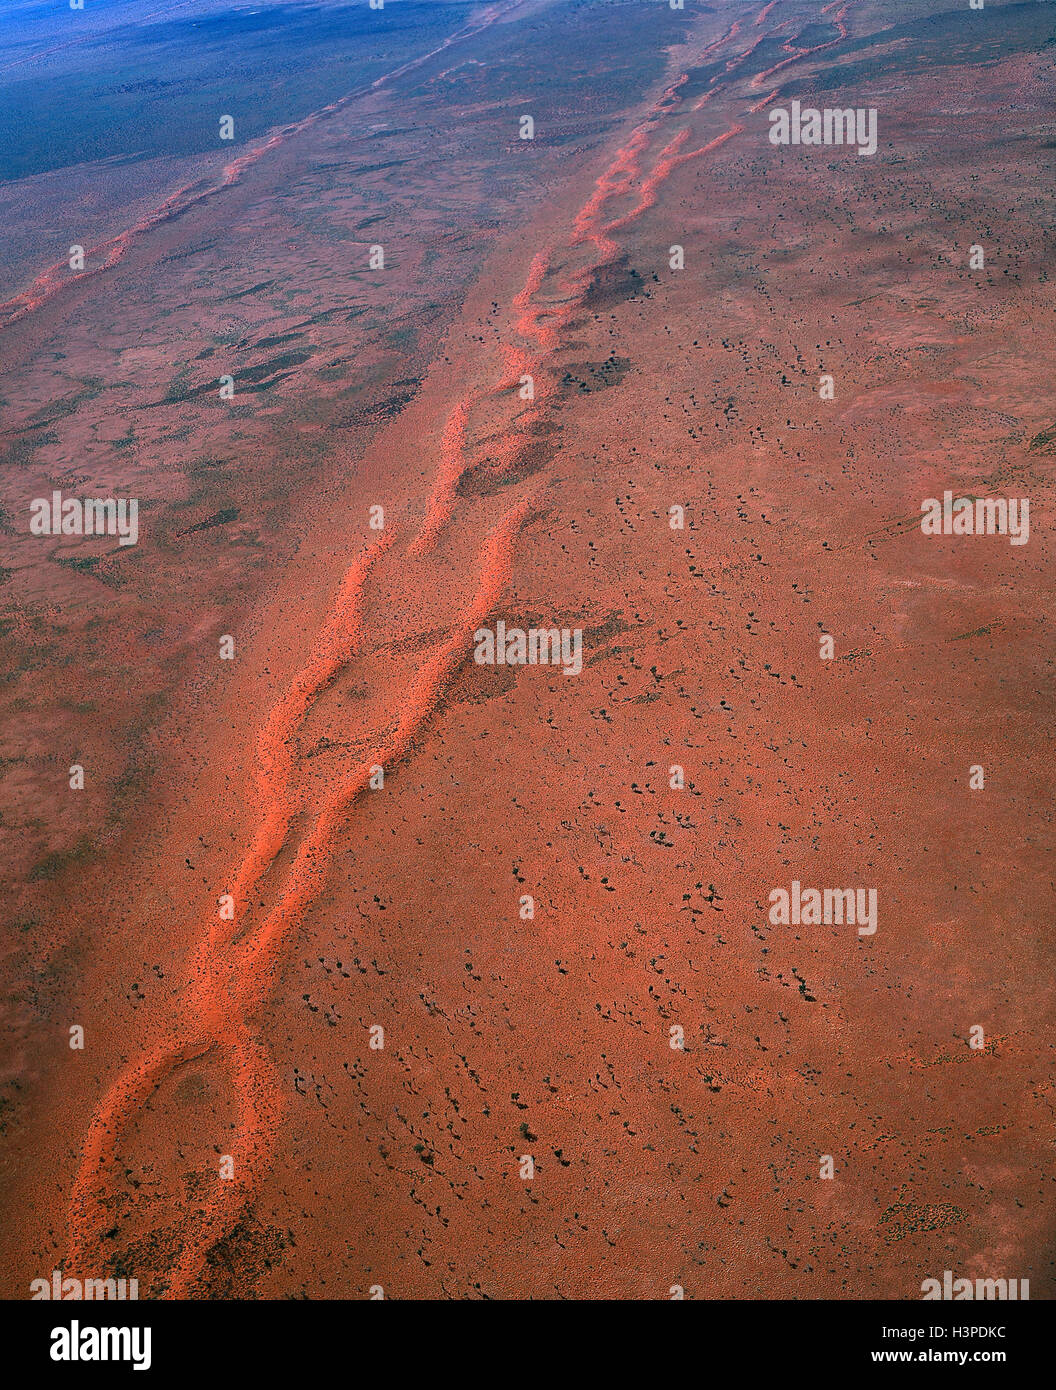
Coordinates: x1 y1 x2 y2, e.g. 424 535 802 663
2 0 1053 1301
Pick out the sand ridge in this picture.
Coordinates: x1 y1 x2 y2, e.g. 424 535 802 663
1 0 1052 1300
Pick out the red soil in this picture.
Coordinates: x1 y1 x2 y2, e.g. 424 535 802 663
2 0 1053 1300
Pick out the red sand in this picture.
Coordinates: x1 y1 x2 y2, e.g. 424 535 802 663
1 0 1053 1299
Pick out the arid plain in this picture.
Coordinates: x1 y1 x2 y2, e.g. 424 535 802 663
1 0 1053 1299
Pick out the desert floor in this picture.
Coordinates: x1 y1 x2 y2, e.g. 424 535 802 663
1 0 1053 1299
